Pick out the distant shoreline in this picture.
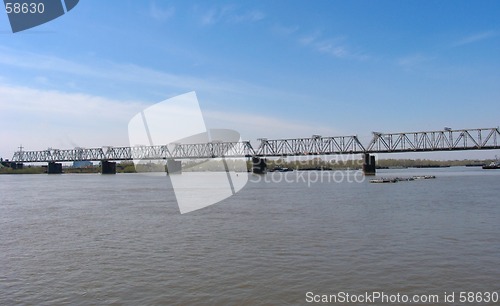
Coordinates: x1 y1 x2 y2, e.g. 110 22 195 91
0 159 494 175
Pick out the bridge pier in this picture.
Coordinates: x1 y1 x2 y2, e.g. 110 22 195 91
47 162 63 174
166 159 182 174
101 160 116 174
252 156 267 174
362 153 376 176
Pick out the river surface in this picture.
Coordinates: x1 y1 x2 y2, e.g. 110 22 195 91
1 167 499 305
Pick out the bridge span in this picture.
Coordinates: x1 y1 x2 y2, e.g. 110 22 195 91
10 127 500 175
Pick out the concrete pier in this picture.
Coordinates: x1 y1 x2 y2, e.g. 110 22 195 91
252 157 267 174
47 162 63 174
362 153 376 175
101 160 117 174
166 159 182 174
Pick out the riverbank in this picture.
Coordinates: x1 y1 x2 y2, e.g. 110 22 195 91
0 159 496 174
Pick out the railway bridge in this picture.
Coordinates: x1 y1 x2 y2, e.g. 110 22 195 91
10 127 500 175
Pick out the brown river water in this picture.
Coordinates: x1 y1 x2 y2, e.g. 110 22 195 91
1 167 499 305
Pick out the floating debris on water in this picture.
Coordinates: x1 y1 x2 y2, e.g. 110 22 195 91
412 175 436 180
370 175 436 183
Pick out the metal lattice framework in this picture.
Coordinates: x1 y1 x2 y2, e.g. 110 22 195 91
367 128 500 153
254 136 365 156
12 147 106 162
10 127 500 163
12 142 256 162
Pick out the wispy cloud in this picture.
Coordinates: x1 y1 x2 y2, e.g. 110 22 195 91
298 31 322 46
0 45 321 105
201 6 265 26
149 2 175 22
0 44 351 159
0 84 146 155
397 54 434 71
271 24 299 37
229 10 265 23
0 85 145 120
0 46 232 94
201 8 219 25
452 31 497 47
204 109 339 142
298 31 368 61
0 84 339 157
316 42 349 58
0 46 97 77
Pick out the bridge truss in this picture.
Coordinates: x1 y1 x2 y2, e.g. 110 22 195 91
367 128 500 153
11 127 500 163
12 142 256 162
255 135 365 156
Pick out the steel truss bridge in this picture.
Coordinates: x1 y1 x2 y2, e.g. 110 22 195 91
11 127 500 163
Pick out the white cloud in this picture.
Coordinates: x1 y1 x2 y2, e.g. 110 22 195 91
299 31 321 46
397 54 434 70
297 32 367 60
200 6 265 26
0 84 146 157
149 2 175 22
201 8 218 25
271 24 299 36
0 84 341 159
453 31 497 47
0 84 144 117
203 110 340 143
0 47 348 158
0 46 97 77
229 10 265 23
0 46 238 94
34 76 50 85
316 41 348 58
0 45 328 109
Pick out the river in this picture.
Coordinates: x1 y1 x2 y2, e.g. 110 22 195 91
1 167 499 305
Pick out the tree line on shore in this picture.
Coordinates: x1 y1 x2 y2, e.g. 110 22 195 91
0 157 494 174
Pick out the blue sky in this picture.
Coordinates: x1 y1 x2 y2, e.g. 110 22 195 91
1 1 499 159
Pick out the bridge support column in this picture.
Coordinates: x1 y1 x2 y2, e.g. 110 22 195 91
166 159 182 174
101 160 116 174
362 153 376 176
252 157 267 174
47 162 63 174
